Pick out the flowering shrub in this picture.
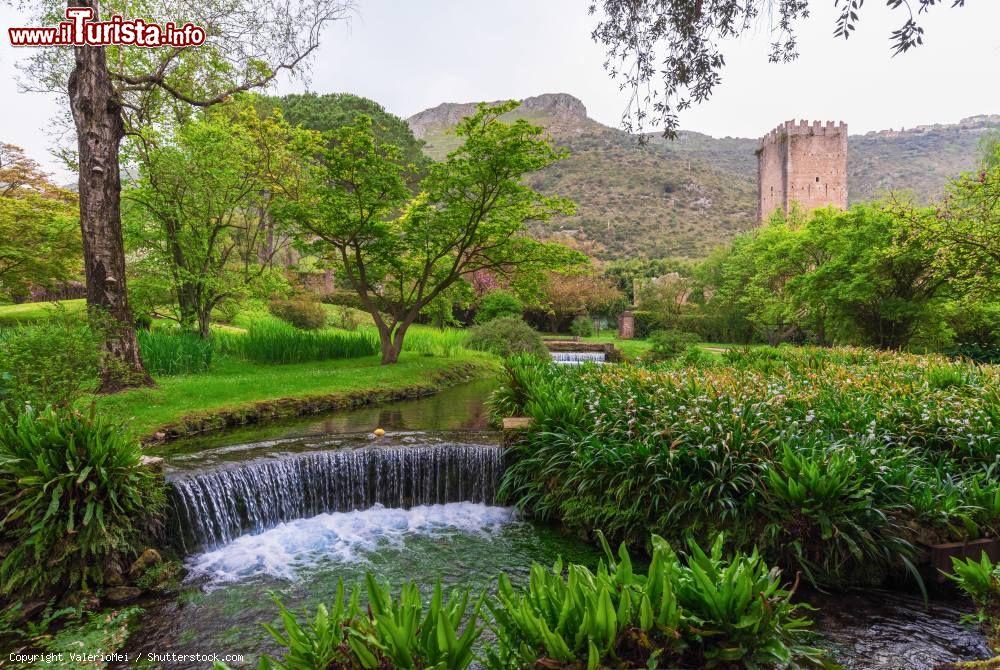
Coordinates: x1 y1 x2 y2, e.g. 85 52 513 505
493 346 1000 585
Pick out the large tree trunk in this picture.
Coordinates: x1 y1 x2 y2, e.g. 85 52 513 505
68 7 152 391
377 324 400 364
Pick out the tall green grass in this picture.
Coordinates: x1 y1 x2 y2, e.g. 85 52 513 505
216 318 379 364
138 330 214 375
396 326 467 358
127 318 470 376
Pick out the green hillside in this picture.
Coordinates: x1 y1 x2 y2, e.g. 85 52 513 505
408 95 998 260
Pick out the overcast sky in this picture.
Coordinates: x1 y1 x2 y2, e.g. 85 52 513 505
2 0 999 180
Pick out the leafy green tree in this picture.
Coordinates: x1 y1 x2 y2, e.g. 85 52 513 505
604 257 692 304
475 290 524 324
281 102 583 364
890 135 1000 302
701 204 947 349
702 217 809 345
16 0 350 390
0 144 81 301
125 100 306 337
262 93 430 174
539 270 624 332
805 204 946 349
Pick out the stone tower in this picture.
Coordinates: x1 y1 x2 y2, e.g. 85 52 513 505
756 120 848 222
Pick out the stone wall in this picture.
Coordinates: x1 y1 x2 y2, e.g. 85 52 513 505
757 120 848 222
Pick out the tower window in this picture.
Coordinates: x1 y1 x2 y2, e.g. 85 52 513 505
815 176 820 182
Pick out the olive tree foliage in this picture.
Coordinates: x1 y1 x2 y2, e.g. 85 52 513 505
11 0 351 390
590 0 967 137
280 102 585 364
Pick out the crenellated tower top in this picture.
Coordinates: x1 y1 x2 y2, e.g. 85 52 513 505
756 120 848 222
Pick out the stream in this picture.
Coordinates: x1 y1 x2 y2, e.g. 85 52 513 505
123 380 993 669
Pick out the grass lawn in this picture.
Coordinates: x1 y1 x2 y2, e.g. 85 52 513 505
92 351 497 438
579 332 652 359
0 299 86 327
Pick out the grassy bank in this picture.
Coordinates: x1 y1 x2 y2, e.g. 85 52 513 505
92 351 497 440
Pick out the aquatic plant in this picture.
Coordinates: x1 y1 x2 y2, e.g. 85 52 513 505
259 584 360 670
247 534 825 670
256 576 484 670
353 574 484 670
485 533 826 669
948 553 1000 651
760 444 913 586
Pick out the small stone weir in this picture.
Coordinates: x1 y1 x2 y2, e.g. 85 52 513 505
551 351 607 365
167 441 505 552
544 340 619 364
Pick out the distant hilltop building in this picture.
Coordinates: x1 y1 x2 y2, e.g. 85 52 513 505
756 120 848 222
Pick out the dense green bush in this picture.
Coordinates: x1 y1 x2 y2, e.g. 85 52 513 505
760 444 912 586
0 313 102 411
646 329 700 361
138 329 214 375
475 290 523 324
569 314 594 337
466 317 549 359
630 310 659 339
269 297 328 330
328 305 364 331
0 407 165 596
215 318 380 364
494 348 1000 586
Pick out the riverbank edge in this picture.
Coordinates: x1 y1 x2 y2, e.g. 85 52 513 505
140 358 498 446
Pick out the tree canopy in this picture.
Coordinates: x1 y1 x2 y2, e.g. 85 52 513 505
124 98 307 336
591 0 968 137
261 93 430 173
280 101 584 363
0 143 80 301
14 0 349 390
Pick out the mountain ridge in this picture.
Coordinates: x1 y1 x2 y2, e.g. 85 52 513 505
407 93 999 259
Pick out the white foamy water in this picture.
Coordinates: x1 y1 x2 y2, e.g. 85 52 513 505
185 502 516 584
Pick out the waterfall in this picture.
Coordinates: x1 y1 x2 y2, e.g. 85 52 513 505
168 442 505 552
551 351 606 365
